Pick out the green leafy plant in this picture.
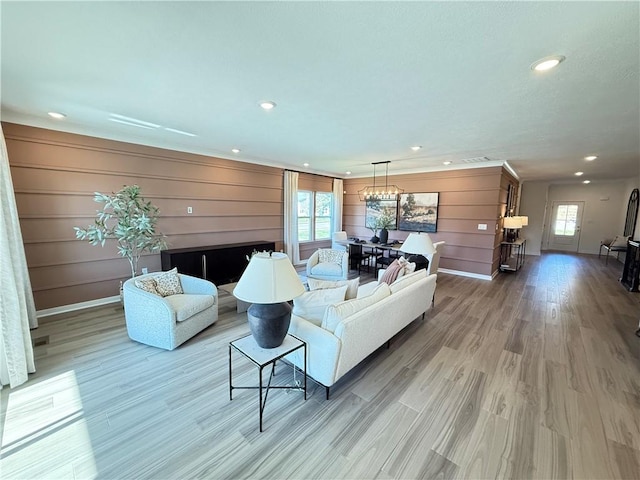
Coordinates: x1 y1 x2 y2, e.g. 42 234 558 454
74 185 167 278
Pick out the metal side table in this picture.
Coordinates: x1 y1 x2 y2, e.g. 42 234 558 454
229 333 306 432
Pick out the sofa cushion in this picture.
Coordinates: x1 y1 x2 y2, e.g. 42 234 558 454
318 249 344 264
164 294 215 322
135 277 160 296
390 269 427 294
308 277 359 300
292 285 348 326
356 281 379 298
310 262 344 277
322 283 391 333
154 268 184 297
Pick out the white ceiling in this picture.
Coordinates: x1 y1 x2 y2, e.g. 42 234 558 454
2 1 639 183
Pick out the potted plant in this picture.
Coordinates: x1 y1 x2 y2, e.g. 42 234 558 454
74 185 167 278
376 210 396 244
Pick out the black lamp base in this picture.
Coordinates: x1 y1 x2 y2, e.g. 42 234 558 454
247 302 292 348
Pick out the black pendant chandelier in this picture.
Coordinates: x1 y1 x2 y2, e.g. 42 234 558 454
358 161 404 201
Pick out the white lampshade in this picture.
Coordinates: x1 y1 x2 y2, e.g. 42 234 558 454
401 232 436 255
515 215 529 226
503 217 523 229
233 251 305 304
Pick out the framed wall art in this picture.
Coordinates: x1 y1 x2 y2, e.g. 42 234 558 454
398 192 439 232
365 198 398 231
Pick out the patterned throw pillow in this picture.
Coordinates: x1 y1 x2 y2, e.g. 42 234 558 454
154 268 184 297
318 249 344 264
135 277 160 295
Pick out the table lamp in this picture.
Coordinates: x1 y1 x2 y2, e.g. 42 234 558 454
503 216 523 242
401 232 436 271
233 251 306 348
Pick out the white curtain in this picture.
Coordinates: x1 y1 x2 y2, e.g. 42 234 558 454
0 124 37 389
284 170 301 265
332 178 344 234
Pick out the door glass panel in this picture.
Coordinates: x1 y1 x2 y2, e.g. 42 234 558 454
554 205 578 236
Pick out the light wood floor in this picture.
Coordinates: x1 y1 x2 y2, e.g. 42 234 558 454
2 253 640 479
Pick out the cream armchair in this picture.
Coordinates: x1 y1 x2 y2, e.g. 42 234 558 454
123 272 218 350
306 248 349 281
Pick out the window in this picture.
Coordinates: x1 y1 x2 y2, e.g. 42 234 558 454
554 204 578 236
297 191 333 242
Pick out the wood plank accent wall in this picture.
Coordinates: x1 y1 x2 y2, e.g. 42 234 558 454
4 122 284 310
343 166 519 277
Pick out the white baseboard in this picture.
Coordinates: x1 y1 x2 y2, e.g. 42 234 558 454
37 295 121 319
437 268 494 281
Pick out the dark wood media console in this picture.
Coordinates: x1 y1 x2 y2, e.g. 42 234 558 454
161 241 276 286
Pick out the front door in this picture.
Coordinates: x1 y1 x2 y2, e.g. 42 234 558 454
548 201 584 252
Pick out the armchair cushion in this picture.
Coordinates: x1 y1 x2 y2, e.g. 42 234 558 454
165 294 216 322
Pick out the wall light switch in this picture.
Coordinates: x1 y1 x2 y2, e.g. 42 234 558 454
187 206 193 214
478 223 487 230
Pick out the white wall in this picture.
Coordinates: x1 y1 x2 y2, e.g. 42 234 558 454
519 181 550 255
542 181 628 255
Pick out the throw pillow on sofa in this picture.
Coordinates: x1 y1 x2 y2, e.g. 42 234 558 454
380 260 404 284
154 268 184 297
322 283 391 333
307 277 360 300
292 285 348 326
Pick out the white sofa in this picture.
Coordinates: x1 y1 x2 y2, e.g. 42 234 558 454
286 269 437 398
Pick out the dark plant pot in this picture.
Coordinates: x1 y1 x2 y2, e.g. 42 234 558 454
247 302 292 348
370 235 380 244
379 228 389 244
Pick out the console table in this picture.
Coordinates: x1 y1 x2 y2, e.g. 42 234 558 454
161 241 275 286
500 238 526 272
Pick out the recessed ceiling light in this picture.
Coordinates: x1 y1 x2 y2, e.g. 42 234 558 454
260 101 276 110
584 155 598 161
303 163 309 167
231 148 241 154
531 55 565 71
575 171 584 176
443 161 452 166
411 146 422 151
583 180 591 184
48 112 66 119
346 171 352 175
